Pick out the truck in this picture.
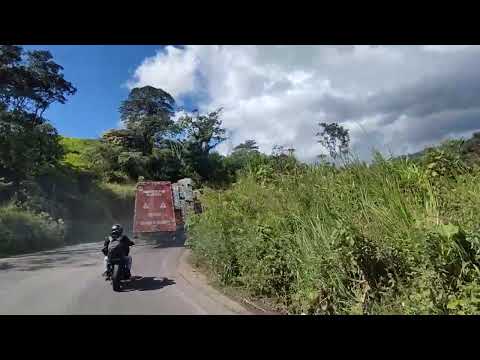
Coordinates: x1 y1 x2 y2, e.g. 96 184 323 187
132 178 199 237
133 181 177 235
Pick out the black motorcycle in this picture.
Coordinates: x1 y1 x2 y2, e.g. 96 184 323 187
106 255 131 292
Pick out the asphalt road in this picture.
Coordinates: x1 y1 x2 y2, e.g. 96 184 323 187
0 231 246 315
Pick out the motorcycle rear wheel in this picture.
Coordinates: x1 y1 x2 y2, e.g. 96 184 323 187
112 264 121 292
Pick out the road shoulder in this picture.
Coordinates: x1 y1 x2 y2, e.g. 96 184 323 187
177 249 253 315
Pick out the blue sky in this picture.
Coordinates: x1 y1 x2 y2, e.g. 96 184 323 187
24 45 170 139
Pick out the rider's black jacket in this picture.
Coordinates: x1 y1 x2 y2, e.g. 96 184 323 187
102 235 134 257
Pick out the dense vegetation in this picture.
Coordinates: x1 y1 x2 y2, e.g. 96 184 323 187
60 137 99 169
0 46 136 256
186 135 480 314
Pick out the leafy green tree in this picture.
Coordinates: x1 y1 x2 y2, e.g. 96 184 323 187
119 86 176 155
0 107 64 186
176 108 227 181
92 86 178 181
0 45 76 123
83 141 125 182
224 139 261 178
95 88 229 184
0 45 75 189
316 122 350 160
177 109 227 156
269 144 300 174
233 139 259 153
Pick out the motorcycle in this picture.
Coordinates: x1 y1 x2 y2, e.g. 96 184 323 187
106 255 131 292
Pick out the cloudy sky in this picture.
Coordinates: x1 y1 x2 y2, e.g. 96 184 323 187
127 45 480 161
32 45 480 162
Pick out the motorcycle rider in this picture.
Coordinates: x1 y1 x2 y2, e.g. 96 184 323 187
102 224 135 278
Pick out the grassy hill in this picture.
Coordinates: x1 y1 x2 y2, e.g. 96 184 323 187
60 137 100 170
399 132 480 163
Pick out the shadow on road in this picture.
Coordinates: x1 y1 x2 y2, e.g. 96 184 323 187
29 256 70 265
15 260 97 272
138 225 186 249
38 248 100 257
78 262 98 267
0 262 15 271
7 243 101 259
122 276 176 292
1 252 99 272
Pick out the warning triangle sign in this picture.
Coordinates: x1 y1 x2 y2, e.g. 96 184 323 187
143 202 149 209
160 202 166 209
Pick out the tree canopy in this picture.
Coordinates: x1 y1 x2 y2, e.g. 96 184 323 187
119 86 176 154
0 45 76 188
0 45 76 122
233 139 259 153
97 87 229 184
316 122 350 161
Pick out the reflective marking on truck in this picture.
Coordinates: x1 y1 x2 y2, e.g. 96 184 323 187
143 190 166 196
140 220 174 226
147 212 164 218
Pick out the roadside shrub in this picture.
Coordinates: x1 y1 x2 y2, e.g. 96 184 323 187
0 204 65 255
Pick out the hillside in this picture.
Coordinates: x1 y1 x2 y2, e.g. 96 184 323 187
400 132 480 162
60 137 100 170
0 136 135 256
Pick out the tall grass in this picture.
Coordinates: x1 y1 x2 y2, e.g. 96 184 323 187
187 154 480 314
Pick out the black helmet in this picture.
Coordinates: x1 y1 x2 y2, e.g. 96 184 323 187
111 224 123 238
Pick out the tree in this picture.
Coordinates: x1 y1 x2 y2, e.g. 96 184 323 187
97 86 181 181
175 108 227 181
102 128 144 150
95 86 179 181
99 90 229 184
316 122 350 160
84 141 127 182
120 86 175 124
0 110 64 184
0 45 75 187
224 139 261 178
119 86 176 155
0 45 77 123
270 144 299 173
201 152 230 186
233 139 259 153
148 148 190 182
177 108 227 156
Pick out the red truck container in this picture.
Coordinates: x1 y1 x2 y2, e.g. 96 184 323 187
133 181 176 234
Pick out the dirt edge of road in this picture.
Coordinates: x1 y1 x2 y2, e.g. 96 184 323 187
177 249 280 315
177 249 251 314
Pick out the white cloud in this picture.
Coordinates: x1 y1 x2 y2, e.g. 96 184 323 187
422 45 476 53
127 46 198 98
128 45 480 162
